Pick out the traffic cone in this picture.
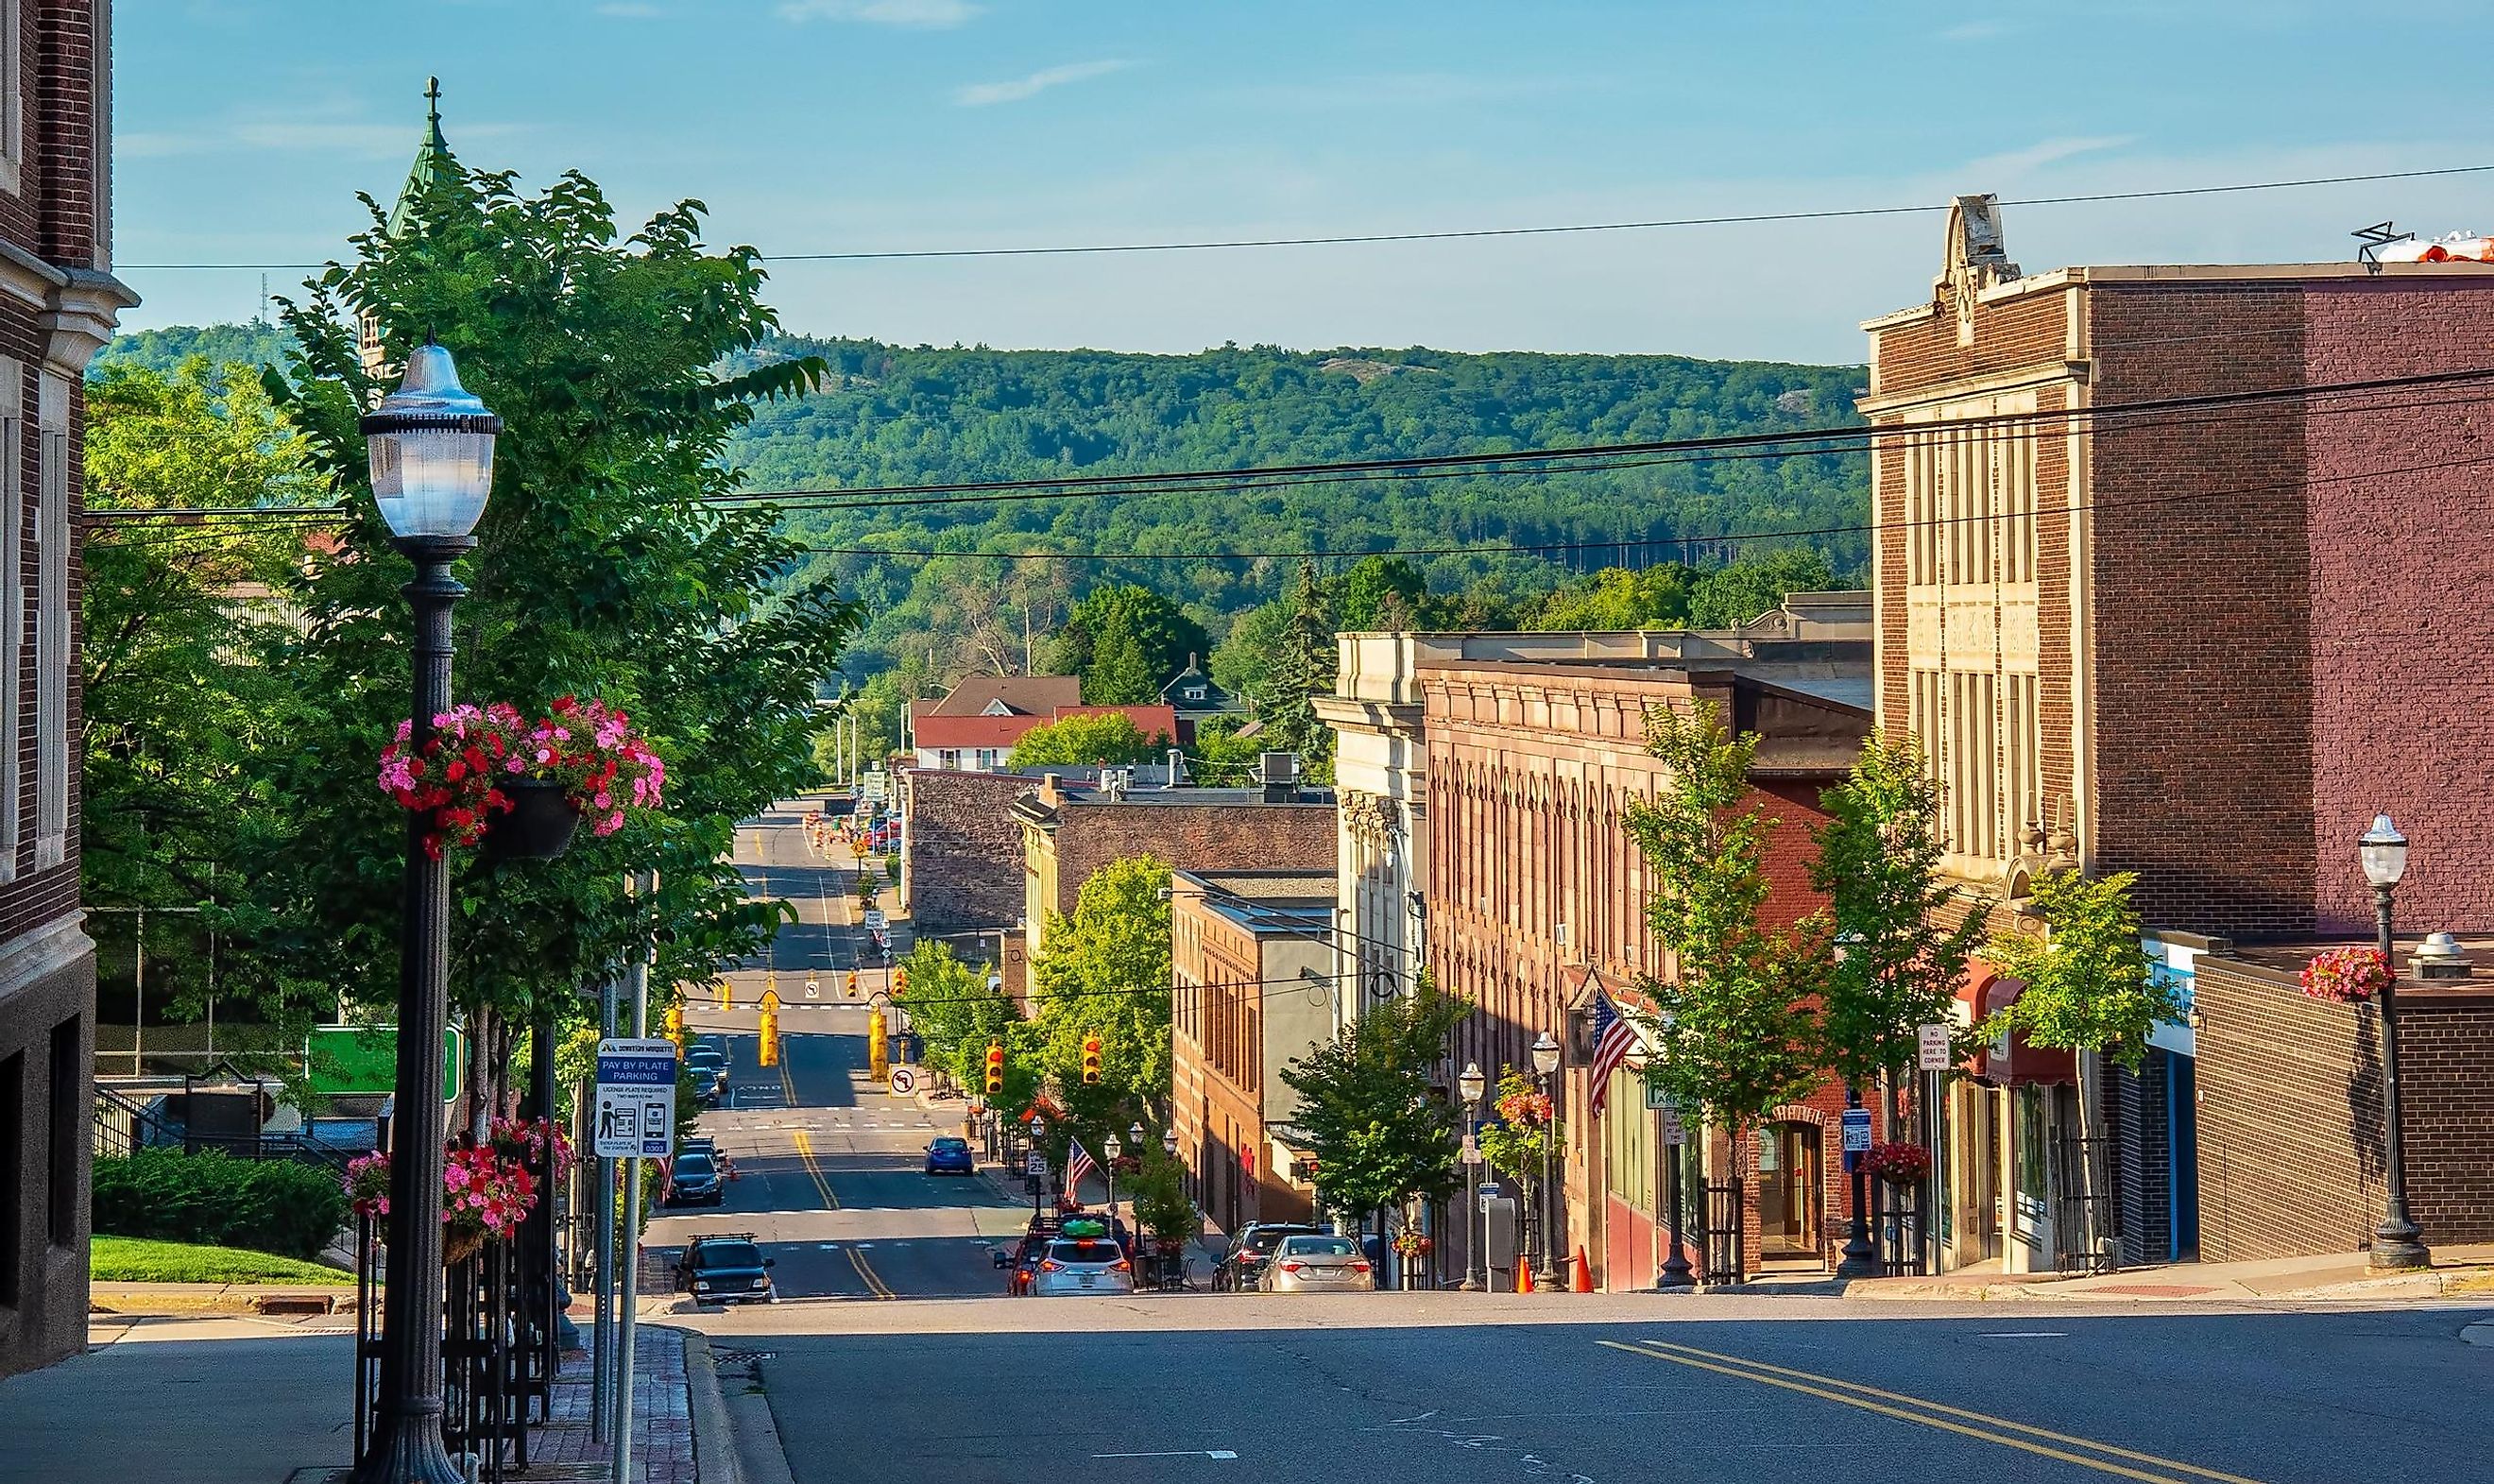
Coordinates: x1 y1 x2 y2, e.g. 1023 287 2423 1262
1571 1246 1594 1293
1515 1261 1533 1294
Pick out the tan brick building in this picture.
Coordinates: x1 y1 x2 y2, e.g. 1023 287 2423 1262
1862 196 2494 1270
0 0 135 1379
1169 870 1337 1239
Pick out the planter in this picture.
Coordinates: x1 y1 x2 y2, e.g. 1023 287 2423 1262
443 1227 485 1267
486 778 581 861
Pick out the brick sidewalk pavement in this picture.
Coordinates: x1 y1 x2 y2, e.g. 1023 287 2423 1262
519 1327 693 1483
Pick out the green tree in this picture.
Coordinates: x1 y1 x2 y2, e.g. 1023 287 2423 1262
894 938 1042 1106
1048 584 1209 704
1279 975 1471 1225
1128 1145 1202 1248
1808 735 1985 1119
1333 554 1446 631
1253 560 1337 779
1981 869 2175 1263
1687 548 1836 629
1527 565 1697 631
1008 711 1168 768
1209 599 1293 704
1622 701 1829 1164
228 153 859 1106
1030 856 1175 1128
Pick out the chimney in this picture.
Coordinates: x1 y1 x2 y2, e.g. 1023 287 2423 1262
2411 931 2473 980
1041 772 1064 805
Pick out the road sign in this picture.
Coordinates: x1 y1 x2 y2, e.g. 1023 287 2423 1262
1460 1134 1480 1164
594 1037 678 1158
863 909 887 931
888 1065 918 1096
1025 1151 1047 1177
1840 1105 1873 1154
1478 1180 1501 1214
1918 1023 1952 1071
804 977 820 999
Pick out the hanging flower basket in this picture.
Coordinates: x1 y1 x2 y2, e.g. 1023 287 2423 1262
1391 1229 1433 1257
377 702 528 860
485 777 581 860
442 1227 487 1268
1863 1141 1932 1187
2301 947 2391 1005
340 1142 539 1264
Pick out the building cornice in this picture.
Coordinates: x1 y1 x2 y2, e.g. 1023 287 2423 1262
0 911 95 995
1857 359 2089 417
1312 693 1421 733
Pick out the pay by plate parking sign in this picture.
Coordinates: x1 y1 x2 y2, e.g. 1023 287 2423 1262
593 1037 678 1158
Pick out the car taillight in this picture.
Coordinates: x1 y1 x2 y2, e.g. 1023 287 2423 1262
1280 1261 1306 1273
1110 1259 1131 1271
1349 1263 1370 1273
1040 1260 1064 1271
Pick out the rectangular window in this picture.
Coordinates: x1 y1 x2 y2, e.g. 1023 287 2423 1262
0 1051 20 1307
47 1017 77 1246
2005 673 2041 854
0 0 21 197
2002 417 2037 585
34 376 67 869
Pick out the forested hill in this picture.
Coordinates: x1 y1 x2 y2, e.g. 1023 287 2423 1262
96 325 1870 674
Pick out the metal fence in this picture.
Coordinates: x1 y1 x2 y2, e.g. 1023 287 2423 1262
1701 1179 1746 1286
2053 1134 2120 1276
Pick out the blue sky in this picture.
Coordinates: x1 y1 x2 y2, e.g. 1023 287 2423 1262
116 0 2494 363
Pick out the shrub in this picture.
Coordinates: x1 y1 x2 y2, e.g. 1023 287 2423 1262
90 1148 351 1260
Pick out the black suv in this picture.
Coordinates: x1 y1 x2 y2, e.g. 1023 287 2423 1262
675 1234 776 1305
1212 1222 1324 1292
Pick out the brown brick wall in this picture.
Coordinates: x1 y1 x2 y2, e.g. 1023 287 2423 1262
1048 803 1335 920
2196 956 2494 1260
897 770 1031 931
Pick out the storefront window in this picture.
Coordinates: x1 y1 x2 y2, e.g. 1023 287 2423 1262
2016 1085 2047 1202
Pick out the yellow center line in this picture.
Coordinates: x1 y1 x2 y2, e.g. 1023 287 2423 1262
790 1127 894 1300
1631 1339 2268 1484
1597 1341 2266 1484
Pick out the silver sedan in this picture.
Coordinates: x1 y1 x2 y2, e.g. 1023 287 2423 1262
1256 1234 1375 1293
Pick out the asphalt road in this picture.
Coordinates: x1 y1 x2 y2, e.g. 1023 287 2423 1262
715 1299 2494 1484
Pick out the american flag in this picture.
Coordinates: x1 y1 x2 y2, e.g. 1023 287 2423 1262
1587 989 1639 1116
1065 1138 1101 1197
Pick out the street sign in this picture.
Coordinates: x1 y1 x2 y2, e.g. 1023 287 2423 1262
1917 1023 1952 1071
1660 1107 1688 1147
1840 1105 1873 1154
804 977 820 999
1478 1180 1501 1214
1644 1079 1677 1113
1460 1134 1480 1164
863 909 888 931
594 1037 678 1158
1025 1151 1047 1177
888 1065 917 1096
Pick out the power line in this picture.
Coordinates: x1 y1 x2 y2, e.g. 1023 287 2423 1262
111 162 2494 271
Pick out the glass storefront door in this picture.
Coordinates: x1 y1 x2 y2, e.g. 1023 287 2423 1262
1756 1120 1821 1258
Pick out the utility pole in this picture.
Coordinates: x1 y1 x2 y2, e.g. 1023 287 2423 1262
589 974 616 1443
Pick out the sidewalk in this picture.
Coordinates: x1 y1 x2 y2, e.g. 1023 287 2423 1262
1846 1242 2494 1304
0 1308 720 1482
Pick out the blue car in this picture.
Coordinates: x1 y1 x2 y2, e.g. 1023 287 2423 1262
923 1135 976 1176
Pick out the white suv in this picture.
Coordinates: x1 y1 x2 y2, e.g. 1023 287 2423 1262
1030 1236 1135 1297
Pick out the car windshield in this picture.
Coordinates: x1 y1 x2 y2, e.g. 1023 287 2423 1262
692 1241 761 1270
1245 1228 1315 1255
1279 1237 1358 1257
687 1054 724 1068
931 1138 968 1153
674 1154 714 1177
1048 1240 1120 1265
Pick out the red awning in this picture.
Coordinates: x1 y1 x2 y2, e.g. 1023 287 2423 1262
1979 976 2077 1087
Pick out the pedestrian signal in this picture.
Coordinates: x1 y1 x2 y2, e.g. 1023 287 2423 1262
985 1041 1005 1095
1081 1034 1103 1086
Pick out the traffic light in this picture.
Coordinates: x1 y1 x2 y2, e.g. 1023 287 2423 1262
716 979 733 1010
894 966 909 995
846 970 860 999
1081 1034 1103 1086
664 1004 684 1048
984 1040 1005 1096
759 1007 779 1066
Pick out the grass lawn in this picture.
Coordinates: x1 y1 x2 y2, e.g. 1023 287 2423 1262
91 1236 351 1286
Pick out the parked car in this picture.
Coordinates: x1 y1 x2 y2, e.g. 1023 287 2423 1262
1030 1234 1135 1297
1212 1222 1323 1291
683 1049 728 1104
1256 1234 1375 1293
923 1135 975 1176
664 1151 726 1206
675 1234 775 1305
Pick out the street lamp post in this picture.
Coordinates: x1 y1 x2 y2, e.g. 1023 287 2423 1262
1031 1117 1049 1220
1103 1133 1124 1224
353 342 503 1484
2361 814 2432 1272
1457 1062 1486 1291
1833 930 1878 1280
1530 1032 1563 1293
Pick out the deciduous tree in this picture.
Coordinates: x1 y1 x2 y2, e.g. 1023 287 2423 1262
1030 856 1174 1126
1008 711 1168 769
1279 975 1470 1225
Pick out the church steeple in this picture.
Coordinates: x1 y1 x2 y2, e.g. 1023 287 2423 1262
384 77 450 241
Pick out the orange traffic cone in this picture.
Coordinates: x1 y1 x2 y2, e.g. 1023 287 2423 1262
1571 1246 1594 1293
1515 1261 1533 1294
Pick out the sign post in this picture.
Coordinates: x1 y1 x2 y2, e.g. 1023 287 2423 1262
1917 1023 1952 1276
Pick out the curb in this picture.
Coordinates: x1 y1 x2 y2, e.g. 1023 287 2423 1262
707 1339 800 1484
88 1284 363 1319
680 1330 742 1484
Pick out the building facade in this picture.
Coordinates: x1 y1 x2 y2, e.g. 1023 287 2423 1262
907 674 1182 772
1422 659 1870 1288
1862 196 2494 1270
892 766 1028 948
1169 870 1337 1238
0 0 135 1379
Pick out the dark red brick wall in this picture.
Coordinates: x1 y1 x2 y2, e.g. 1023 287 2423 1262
2195 955 2494 1260
897 770 1030 931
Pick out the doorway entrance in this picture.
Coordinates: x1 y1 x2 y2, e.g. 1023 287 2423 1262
1755 1120 1821 1260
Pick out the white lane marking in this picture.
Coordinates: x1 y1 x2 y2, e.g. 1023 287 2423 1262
1978 1331 2068 1339
1092 1452 1238 1461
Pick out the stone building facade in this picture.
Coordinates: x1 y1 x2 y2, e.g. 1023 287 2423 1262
0 0 135 1379
1861 196 2494 1269
1422 660 1869 1288
894 768 1030 934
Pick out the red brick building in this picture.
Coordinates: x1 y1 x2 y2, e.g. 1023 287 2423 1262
1423 659 1869 1287
907 674 1182 772
0 0 135 1378
1170 870 1337 1238
1861 196 2494 1270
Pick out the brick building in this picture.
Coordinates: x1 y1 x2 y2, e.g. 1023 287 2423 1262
1861 195 2494 1270
1422 657 1869 1288
1009 772 1335 995
1170 870 1337 1239
894 767 1029 940
0 0 135 1379
907 673 1180 772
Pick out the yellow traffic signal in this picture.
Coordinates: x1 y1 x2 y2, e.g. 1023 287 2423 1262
894 966 909 995
664 1004 684 1048
846 970 860 999
759 1009 779 1066
1081 1034 1103 1086
717 980 733 1010
984 1040 1005 1096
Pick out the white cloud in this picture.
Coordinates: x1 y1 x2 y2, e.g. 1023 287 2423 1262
954 59 1136 108
1961 134 2138 180
777 0 980 26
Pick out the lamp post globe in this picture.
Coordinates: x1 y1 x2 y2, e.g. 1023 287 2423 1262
1162 1129 1178 1159
1529 1031 1561 1078
1103 1134 1122 1162
1458 1061 1486 1106
352 341 500 1484
2360 813 2431 1271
